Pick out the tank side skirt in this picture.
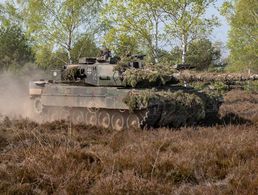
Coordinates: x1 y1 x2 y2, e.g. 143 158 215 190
40 85 130 110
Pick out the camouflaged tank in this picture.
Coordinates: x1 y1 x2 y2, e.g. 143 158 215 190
29 55 222 130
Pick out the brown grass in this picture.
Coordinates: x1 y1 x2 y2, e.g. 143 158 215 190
220 90 258 122
0 116 257 195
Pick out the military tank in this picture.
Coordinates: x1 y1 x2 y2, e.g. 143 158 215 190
29 54 222 130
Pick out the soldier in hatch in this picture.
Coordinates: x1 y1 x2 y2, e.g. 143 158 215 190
99 47 111 61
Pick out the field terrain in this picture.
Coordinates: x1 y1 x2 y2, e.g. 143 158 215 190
0 119 257 194
0 90 257 194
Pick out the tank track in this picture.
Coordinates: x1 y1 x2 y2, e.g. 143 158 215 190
32 102 166 130
140 104 163 128
35 100 213 130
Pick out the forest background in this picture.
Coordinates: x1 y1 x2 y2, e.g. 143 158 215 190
0 0 257 73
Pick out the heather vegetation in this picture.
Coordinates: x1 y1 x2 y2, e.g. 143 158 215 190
0 90 257 194
0 118 257 194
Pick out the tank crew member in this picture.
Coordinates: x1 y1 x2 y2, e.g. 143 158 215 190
99 47 111 61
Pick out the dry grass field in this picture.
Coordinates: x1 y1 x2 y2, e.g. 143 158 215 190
0 118 257 194
0 90 257 194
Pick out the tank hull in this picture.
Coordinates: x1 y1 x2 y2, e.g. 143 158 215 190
30 82 150 130
40 84 130 110
29 81 221 130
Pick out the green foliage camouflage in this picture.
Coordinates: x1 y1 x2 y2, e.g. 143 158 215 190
124 90 206 127
61 67 79 81
191 81 229 95
123 64 177 87
190 80 258 95
113 56 132 72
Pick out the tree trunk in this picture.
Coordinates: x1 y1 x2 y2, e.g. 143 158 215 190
67 29 73 64
154 19 159 64
182 33 187 64
67 49 72 64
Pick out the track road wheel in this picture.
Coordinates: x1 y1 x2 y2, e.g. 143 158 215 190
111 113 125 131
98 111 111 129
86 112 97 126
33 97 43 114
127 114 140 129
72 110 84 124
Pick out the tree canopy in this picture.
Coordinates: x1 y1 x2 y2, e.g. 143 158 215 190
4 0 102 65
222 0 258 72
159 39 221 70
0 25 33 71
102 0 218 64
159 0 219 64
0 0 256 72
102 0 163 63
35 34 99 69
187 39 221 70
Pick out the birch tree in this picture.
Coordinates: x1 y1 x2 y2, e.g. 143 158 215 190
102 0 163 63
17 0 101 64
159 0 218 64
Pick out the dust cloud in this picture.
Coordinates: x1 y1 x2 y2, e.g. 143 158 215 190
0 64 47 121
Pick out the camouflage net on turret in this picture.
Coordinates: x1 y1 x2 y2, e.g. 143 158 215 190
114 56 132 72
123 65 178 87
176 71 258 82
176 71 258 92
61 67 79 81
124 90 207 127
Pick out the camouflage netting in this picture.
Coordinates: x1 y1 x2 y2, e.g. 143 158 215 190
124 90 207 127
61 67 79 81
113 56 132 72
190 81 229 95
122 68 258 89
176 71 258 94
189 80 258 97
177 71 258 82
122 64 178 87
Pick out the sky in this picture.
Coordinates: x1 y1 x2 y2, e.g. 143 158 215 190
0 0 230 49
208 0 230 44
207 0 230 56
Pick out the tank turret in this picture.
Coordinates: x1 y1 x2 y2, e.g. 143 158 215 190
58 55 145 87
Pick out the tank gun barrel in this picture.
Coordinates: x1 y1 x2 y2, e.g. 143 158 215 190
174 71 258 83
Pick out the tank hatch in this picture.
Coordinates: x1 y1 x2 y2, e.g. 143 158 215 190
79 57 96 64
